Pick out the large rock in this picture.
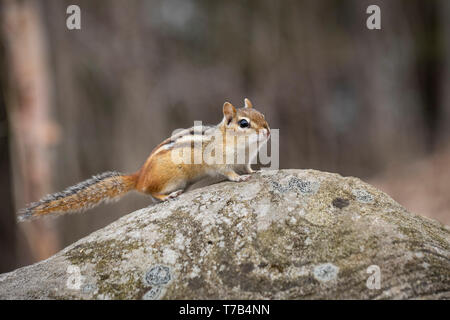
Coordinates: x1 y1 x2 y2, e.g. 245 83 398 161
1 169 449 299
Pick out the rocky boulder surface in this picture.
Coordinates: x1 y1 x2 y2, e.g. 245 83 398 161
0 169 449 299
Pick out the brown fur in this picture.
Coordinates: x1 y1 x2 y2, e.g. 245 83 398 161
135 100 269 199
19 172 137 220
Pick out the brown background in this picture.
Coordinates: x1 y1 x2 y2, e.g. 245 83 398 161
1 0 449 272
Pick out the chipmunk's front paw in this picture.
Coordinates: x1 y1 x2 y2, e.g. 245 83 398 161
236 174 251 182
153 190 184 202
168 190 183 199
224 171 252 182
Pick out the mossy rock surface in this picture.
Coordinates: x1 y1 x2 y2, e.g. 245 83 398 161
1 169 449 299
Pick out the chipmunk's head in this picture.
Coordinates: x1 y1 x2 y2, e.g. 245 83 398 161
221 98 270 144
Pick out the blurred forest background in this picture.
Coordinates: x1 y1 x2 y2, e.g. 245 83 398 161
1 0 449 272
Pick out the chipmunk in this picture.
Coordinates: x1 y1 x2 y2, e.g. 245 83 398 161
19 98 270 221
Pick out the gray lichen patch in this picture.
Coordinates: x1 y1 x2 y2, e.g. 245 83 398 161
144 265 172 286
352 188 374 203
142 286 165 300
269 175 320 197
313 263 339 282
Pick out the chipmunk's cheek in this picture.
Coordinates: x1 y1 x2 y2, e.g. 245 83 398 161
258 129 269 141
250 133 258 144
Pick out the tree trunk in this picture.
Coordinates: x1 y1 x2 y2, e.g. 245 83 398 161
1 0 61 264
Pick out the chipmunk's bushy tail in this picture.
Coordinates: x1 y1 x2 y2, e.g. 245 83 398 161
18 171 137 221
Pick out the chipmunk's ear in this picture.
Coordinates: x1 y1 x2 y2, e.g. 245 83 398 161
244 98 253 109
223 102 236 124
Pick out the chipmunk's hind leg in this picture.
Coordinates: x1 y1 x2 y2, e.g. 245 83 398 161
152 190 184 202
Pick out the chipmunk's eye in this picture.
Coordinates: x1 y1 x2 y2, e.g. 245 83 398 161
238 119 249 128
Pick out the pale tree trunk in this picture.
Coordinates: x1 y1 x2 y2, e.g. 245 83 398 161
1 0 61 263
